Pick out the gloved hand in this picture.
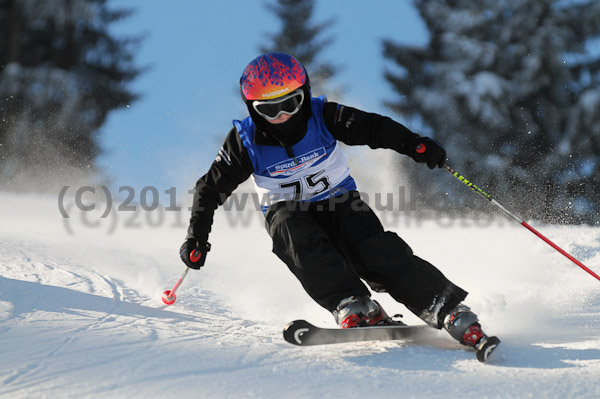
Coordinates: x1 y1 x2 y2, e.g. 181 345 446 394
179 238 211 269
409 137 447 169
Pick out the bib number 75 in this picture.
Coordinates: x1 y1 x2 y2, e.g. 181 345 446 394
280 170 331 200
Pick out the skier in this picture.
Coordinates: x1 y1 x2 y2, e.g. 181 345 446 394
180 52 495 354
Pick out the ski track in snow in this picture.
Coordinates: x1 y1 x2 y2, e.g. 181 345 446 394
1 192 600 398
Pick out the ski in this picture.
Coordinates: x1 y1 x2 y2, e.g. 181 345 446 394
283 319 432 346
475 336 501 362
283 319 500 362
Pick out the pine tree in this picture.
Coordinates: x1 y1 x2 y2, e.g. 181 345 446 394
0 0 139 189
260 0 337 96
383 0 600 224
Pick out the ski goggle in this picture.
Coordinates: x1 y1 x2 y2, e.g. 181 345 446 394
252 90 304 121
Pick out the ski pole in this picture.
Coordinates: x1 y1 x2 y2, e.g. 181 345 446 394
443 164 600 282
162 266 191 305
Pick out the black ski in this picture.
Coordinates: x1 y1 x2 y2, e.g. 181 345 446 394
475 336 501 362
283 319 500 362
283 319 433 346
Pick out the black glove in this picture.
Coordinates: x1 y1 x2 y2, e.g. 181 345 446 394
179 238 211 269
409 137 447 169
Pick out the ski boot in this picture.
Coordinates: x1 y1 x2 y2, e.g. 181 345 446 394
333 296 393 328
444 304 501 362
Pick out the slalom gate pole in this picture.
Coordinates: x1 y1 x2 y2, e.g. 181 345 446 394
443 164 600 282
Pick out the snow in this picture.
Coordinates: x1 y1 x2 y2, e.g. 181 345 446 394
1 191 600 398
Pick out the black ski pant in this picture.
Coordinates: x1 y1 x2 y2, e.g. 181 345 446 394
265 191 467 328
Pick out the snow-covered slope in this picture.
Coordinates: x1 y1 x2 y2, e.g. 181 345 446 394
1 191 600 399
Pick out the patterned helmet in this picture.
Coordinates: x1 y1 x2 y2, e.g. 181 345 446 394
240 52 309 101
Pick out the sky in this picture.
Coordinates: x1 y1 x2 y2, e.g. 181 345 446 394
98 0 429 194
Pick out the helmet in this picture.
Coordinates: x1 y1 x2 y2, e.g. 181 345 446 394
240 52 308 101
240 52 312 146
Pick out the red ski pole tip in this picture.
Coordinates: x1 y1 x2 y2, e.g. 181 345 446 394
162 290 176 305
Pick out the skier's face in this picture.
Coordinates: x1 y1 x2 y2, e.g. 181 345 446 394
245 85 312 147
267 113 293 124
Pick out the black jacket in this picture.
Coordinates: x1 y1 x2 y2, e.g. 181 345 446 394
187 101 422 242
